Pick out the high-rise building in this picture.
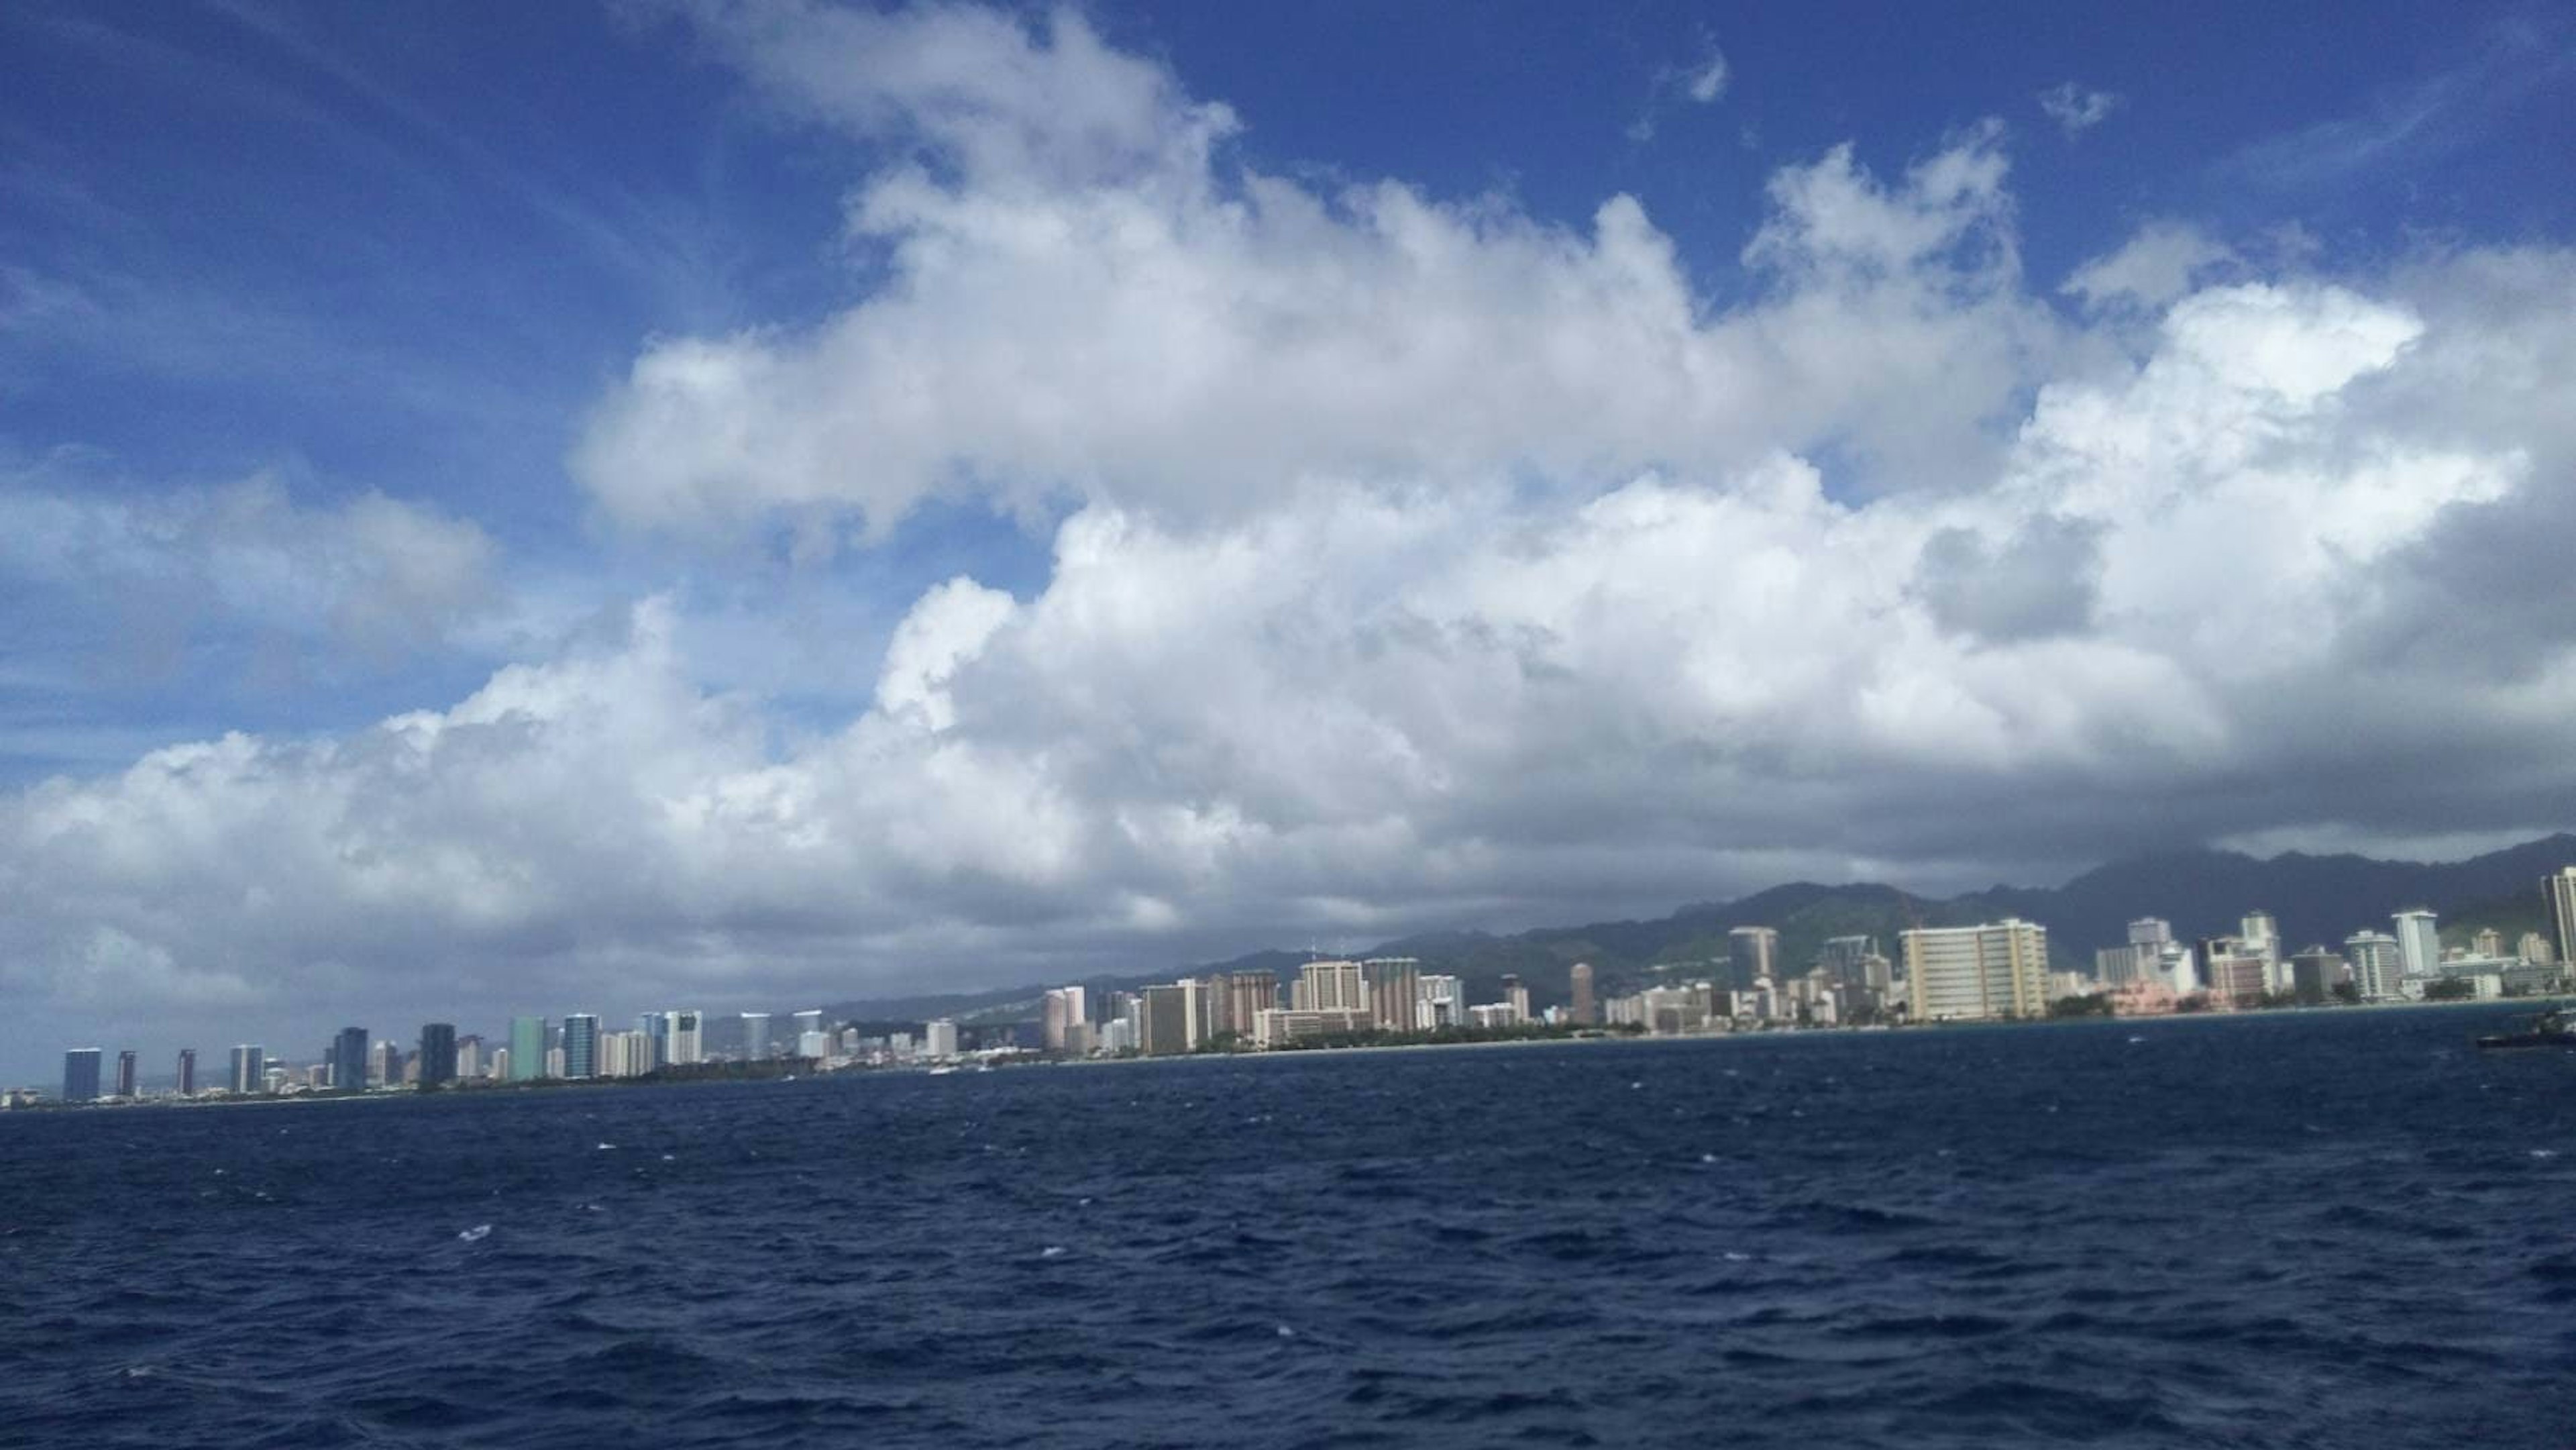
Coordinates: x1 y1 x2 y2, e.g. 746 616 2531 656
2345 931 2402 1000
1729 927 1779 984
561 1014 599 1080
2128 918 2174 949
1818 937 1876 986
63 1049 103 1103
2392 910 2440 981
598 1030 652 1079
2288 947 2346 1002
418 1023 458 1088
368 1038 399 1088
2521 931 2558 967
1138 986 1194 1056
488 1045 511 1080
741 1013 773 1061
176 1048 197 1098
2546 868 2576 972
333 1027 370 1091
1417 974 1465 1027
1222 974 1275 1037
1903 920 2049 1022
1500 974 1531 1025
1295 960 1368 1015
455 1035 484 1081
112 1049 138 1098
1569 962 1597 1025
2471 927 2504 960
793 1010 823 1044
1044 986 1089 1051
2239 912 2279 960
667 1010 704 1065
923 1019 959 1060
230 1044 265 1095
1364 958 1421 1034
508 1017 545 1081
635 1013 668 1072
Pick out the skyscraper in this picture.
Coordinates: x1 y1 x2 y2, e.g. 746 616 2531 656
741 1013 773 1061
113 1049 138 1098
333 1027 370 1091
176 1047 197 1098
1569 962 1597 1025
2391 910 2440 982
1043 987 1085 1051
667 1009 704 1065
793 1010 823 1044
2345 931 2402 1000
1903 920 2049 1022
63 1048 102 1103
509 1017 545 1082
638 1012 669 1071
1364 958 1421 1033
230 1044 265 1095
1222 974 1275 1035
418 1023 458 1088
1138 987 1193 1056
2546 867 2576 972
1500 973 1531 1024
561 1015 599 1080
1295 960 1367 1014
1729 927 1780 984
923 1019 959 1059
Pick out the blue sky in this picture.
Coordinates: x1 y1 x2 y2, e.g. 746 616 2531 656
3 1 2573 1078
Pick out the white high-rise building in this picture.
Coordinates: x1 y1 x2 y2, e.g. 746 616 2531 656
666 1010 704 1065
1417 974 1466 1028
2345 931 2402 1000
740 1013 773 1061
2128 918 2174 949
793 1010 824 1043
924 1019 959 1059
1903 920 2049 1023
2392 910 2440 982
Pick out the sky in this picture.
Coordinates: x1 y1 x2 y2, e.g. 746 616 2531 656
4 0 2574 1080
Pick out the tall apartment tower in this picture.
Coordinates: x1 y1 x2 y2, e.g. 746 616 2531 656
1297 960 1368 1015
2546 868 2576 972
508 1017 546 1081
63 1048 103 1103
1729 927 1779 984
230 1044 265 1094
176 1047 197 1098
113 1049 138 1098
923 1019 959 1059
741 1013 773 1061
1902 920 2049 1022
1224 973 1276 1035
561 1015 600 1079
2345 931 2402 1000
333 1027 370 1091
2391 910 2440 981
1569 962 1597 1026
418 1023 459 1088
1364 958 1421 1033
667 1010 704 1065
2128 918 2174 949
1500 974 1532 1024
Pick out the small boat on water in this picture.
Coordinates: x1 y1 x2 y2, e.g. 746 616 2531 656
2476 1009 2576 1050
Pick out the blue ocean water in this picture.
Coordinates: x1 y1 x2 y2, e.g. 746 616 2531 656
3 1006 2571 1449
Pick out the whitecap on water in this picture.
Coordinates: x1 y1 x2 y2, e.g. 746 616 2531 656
458 1224 492 1243
1040 1245 1067 1258
2532 1149 2560 1159
595 1142 615 1151
1275 1325 1296 1339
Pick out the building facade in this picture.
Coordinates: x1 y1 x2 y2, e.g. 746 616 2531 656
561 1014 599 1080
333 1027 370 1091
418 1023 458 1088
1569 962 1596 1025
2547 867 2576 971
1902 920 2049 1022
63 1048 102 1103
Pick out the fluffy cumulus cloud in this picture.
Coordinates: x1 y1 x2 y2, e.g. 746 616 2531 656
9 1 2576 1065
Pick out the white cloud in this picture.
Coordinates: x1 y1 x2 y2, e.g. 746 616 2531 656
2038 81 2123 138
2065 221 2237 309
0 464 499 678
580 9 2041 535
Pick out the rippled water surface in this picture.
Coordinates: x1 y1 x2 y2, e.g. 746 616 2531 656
5 1006 2573 1448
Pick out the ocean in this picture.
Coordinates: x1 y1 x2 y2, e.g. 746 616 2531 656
3 1005 2570 1448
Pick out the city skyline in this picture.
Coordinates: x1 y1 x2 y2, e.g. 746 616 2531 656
6 2 2576 1082
25 862 2571 1101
